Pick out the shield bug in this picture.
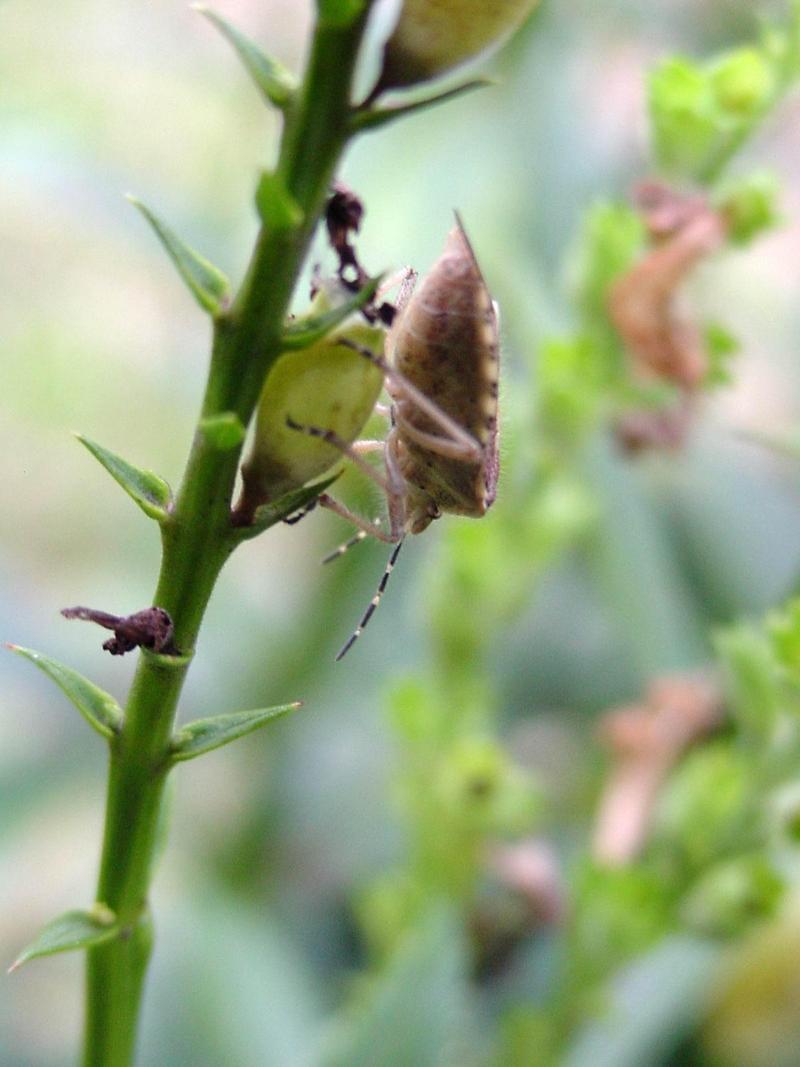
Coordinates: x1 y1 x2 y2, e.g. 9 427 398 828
293 216 500 658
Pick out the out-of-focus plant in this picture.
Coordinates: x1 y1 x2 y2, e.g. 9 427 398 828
4 2 543 1065
345 5 800 1066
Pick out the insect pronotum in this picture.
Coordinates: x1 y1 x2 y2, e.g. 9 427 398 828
290 215 500 659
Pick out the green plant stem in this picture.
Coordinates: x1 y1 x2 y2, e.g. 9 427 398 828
81 6 374 1065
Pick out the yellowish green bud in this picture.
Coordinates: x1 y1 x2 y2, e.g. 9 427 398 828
710 48 774 116
376 0 540 93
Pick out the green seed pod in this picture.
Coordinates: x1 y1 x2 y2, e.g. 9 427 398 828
237 285 385 518
376 0 540 93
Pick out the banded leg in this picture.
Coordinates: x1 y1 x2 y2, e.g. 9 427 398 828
286 416 392 495
322 518 382 564
282 498 319 526
336 539 405 661
336 339 483 461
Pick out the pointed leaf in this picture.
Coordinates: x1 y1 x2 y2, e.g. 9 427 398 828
9 908 119 973
194 6 297 109
76 434 172 521
171 702 302 762
6 645 123 739
282 277 381 350
200 412 247 451
128 196 231 316
351 79 492 133
232 474 341 542
255 172 304 231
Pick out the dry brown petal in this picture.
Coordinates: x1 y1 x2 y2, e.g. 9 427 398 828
609 184 727 389
592 673 723 865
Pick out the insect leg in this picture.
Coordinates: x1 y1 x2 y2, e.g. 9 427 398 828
392 414 487 461
285 416 392 494
282 498 319 526
336 339 484 461
317 494 398 544
376 266 418 310
322 520 381 564
335 538 405 662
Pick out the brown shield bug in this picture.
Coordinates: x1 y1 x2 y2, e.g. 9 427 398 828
291 215 500 658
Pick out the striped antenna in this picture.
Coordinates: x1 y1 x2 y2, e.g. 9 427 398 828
336 538 404 661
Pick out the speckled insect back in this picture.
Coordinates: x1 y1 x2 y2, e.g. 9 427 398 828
389 217 500 533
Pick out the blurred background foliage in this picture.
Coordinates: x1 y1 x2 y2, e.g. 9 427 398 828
4 1 800 1065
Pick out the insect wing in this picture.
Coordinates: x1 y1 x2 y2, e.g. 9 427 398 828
391 220 500 516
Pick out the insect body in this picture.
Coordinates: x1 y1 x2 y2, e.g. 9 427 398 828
302 217 500 657
388 218 500 533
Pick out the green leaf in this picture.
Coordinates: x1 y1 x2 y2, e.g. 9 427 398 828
171 702 302 762
255 172 304 231
562 937 722 1067
194 6 297 109
76 434 172 521
6 645 123 739
232 474 340 542
128 196 231 316
200 412 247 451
323 905 472 1067
281 277 381 350
351 79 491 133
9 907 119 973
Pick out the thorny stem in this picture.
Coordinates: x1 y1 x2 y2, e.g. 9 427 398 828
81 6 374 1065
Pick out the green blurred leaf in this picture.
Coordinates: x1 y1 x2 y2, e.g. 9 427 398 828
255 172 304 231
282 278 381 350
323 906 472 1067
9 908 119 973
171 702 302 762
194 6 297 109
571 202 644 324
76 434 172 521
6 645 123 739
351 79 491 133
232 473 340 542
649 57 718 179
715 623 782 740
562 937 722 1067
681 854 783 937
715 171 781 245
128 195 231 316
200 412 247 451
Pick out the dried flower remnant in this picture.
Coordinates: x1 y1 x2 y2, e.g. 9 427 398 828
609 181 728 391
61 605 176 656
592 674 723 866
322 183 397 325
325 181 366 289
